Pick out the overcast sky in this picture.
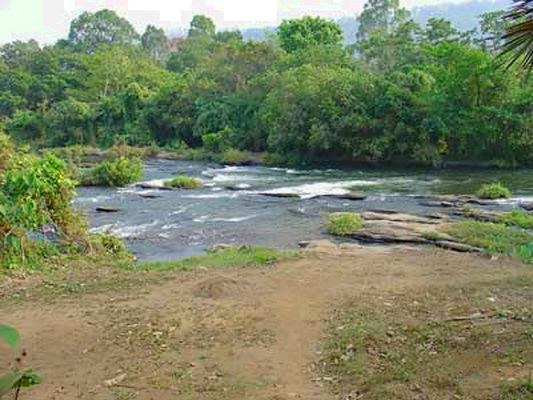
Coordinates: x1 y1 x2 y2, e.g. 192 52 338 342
0 0 478 44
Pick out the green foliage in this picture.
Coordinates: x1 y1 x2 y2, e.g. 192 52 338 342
278 17 343 53
164 175 202 189
445 221 533 264
498 209 533 229
68 9 139 52
476 183 512 199
0 153 88 267
91 234 130 258
0 325 41 399
0 9 532 167
219 149 254 166
81 157 143 187
136 246 295 272
0 131 14 174
326 213 364 236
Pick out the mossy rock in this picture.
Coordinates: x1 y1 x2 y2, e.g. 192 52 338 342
476 183 511 200
164 176 202 189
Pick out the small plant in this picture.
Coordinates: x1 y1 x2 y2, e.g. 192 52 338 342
91 234 131 258
476 183 512 199
164 175 202 189
326 213 364 236
81 157 143 187
0 324 41 399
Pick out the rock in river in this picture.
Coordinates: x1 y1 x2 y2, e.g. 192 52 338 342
96 206 122 213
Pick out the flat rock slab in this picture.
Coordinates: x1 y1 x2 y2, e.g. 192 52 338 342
321 192 367 201
361 211 440 225
136 182 174 191
260 192 301 199
420 195 495 207
435 240 483 253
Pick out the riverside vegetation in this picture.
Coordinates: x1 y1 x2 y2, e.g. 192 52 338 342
0 3 531 167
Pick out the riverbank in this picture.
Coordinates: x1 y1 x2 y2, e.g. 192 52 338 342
1 245 532 400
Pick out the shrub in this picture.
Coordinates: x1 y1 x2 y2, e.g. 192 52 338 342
81 157 143 187
0 131 14 175
476 183 512 199
219 149 254 166
164 175 202 189
90 234 130 258
202 130 230 153
0 153 87 267
326 213 364 236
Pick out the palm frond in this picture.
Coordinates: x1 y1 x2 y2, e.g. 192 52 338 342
499 0 533 71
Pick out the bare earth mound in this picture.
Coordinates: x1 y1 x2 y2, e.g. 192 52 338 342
1 247 531 400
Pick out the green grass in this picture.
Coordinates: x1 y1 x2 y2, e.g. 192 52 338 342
445 221 533 264
326 213 364 236
164 175 202 189
498 209 533 230
501 378 533 400
135 247 297 272
476 183 512 199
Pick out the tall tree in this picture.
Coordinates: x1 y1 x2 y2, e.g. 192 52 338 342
277 17 343 53
423 18 460 44
479 10 507 52
142 25 170 65
68 9 139 52
188 15 216 38
356 0 408 41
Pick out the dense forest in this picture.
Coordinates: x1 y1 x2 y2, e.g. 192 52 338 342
0 0 532 166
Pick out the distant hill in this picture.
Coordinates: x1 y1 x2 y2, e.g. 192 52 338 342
241 0 511 44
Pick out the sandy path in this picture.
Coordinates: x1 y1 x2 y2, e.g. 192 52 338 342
1 246 528 400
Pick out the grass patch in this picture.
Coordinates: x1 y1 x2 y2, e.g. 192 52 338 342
135 247 297 272
164 175 202 189
445 221 533 264
319 278 533 399
81 157 143 187
498 209 533 230
326 213 364 236
501 378 533 400
476 183 512 199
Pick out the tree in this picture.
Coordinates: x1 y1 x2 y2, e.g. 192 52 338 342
356 0 408 41
188 15 216 38
423 18 460 44
277 17 343 53
479 10 507 52
68 9 139 52
142 25 170 64
500 0 533 71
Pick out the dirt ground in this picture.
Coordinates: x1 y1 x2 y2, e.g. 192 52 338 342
1 246 532 400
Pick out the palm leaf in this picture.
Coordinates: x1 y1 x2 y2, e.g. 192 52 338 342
499 0 533 71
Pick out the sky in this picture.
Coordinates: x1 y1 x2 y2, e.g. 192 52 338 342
0 0 475 44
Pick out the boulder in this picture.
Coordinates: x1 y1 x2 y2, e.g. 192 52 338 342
96 206 122 213
225 184 252 191
136 181 174 191
260 192 301 199
139 193 163 199
322 192 367 201
520 202 533 212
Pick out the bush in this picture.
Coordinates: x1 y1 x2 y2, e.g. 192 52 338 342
0 131 14 175
164 175 202 189
0 153 87 267
90 234 130 257
326 213 364 236
81 157 143 187
476 183 512 199
219 149 254 166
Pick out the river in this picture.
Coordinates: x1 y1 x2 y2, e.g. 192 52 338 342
75 160 533 261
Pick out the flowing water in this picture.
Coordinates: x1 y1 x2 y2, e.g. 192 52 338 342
75 160 533 261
